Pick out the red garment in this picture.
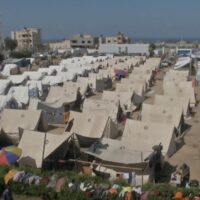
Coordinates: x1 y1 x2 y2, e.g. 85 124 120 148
125 192 131 200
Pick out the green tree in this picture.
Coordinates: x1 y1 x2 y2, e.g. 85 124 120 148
149 43 156 57
4 37 17 51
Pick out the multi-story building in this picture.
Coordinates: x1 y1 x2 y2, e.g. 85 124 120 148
70 34 96 48
105 32 131 44
48 39 71 50
11 27 41 49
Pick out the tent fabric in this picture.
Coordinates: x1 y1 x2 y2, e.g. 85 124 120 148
83 99 120 121
122 119 176 157
8 75 28 85
67 111 109 139
0 95 10 112
86 138 144 165
18 129 73 168
102 91 136 112
141 103 183 129
18 130 45 168
0 109 42 143
26 80 43 97
0 80 10 95
23 71 44 80
42 76 65 86
115 83 144 96
7 86 29 107
1 64 18 77
154 94 190 116
44 86 77 108
37 68 56 75
63 82 89 96
49 65 66 73
28 98 40 110
163 81 195 107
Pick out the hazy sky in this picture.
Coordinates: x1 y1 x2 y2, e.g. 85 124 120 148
1 0 200 40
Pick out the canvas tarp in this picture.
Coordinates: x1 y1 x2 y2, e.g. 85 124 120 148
43 86 77 108
28 98 40 110
154 94 190 116
8 75 28 85
0 95 10 111
141 103 183 130
7 86 29 107
42 76 65 86
0 80 10 95
163 81 195 107
1 64 18 77
66 111 110 147
0 109 42 143
83 99 120 122
164 70 188 82
122 119 176 157
23 71 44 80
86 138 145 166
37 67 56 75
102 91 136 112
63 82 89 96
26 80 43 97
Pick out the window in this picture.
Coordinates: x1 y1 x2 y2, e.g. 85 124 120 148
125 47 128 53
87 41 91 43
119 47 121 53
72 40 77 43
82 41 85 43
108 40 111 43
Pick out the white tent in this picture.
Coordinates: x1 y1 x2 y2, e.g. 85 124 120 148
26 80 43 97
1 64 18 77
0 109 44 144
0 95 10 111
8 75 28 85
7 86 29 107
102 90 136 112
44 86 77 108
66 111 115 147
122 119 176 157
37 67 56 75
18 129 72 168
83 99 121 122
163 81 195 107
0 80 11 95
141 103 184 133
23 71 44 80
42 75 65 86
154 94 190 117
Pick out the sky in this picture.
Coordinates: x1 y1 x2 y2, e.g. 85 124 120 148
1 0 200 40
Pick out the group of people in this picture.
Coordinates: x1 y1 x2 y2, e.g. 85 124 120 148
171 163 191 187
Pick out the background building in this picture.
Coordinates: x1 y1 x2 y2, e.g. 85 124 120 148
70 34 97 48
105 32 131 44
11 27 41 49
99 43 149 55
48 39 71 50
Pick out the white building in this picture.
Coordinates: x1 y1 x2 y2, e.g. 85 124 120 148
11 27 41 49
99 44 149 55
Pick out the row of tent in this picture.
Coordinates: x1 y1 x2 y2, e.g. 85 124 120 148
14 57 163 172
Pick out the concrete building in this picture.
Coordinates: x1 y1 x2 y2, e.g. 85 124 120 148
48 39 71 50
11 27 41 49
70 34 96 48
99 44 149 55
105 32 131 44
